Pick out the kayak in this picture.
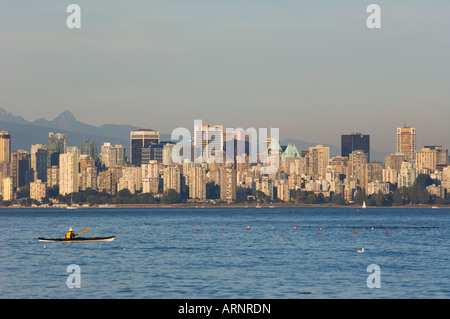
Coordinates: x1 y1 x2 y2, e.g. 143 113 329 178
37 236 115 242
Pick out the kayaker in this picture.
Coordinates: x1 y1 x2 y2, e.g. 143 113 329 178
65 228 77 239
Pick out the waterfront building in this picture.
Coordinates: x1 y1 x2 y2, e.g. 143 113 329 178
219 166 236 203
1 176 13 201
30 179 47 201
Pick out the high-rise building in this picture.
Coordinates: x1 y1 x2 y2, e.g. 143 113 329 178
188 165 207 200
31 144 47 182
0 131 11 163
397 125 416 161
193 123 223 161
1 176 13 201
59 150 79 195
348 150 368 189
163 165 181 194
130 129 160 166
424 146 448 165
80 155 97 191
80 140 98 160
341 133 370 162
47 132 67 167
398 161 416 188
307 144 330 180
415 147 437 173
30 179 47 201
100 143 125 168
219 166 236 203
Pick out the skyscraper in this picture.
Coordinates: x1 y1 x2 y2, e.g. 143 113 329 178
397 125 416 161
59 149 79 195
307 144 330 180
31 144 47 182
193 123 223 162
130 129 160 166
341 133 370 162
0 131 11 163
47 132 67 167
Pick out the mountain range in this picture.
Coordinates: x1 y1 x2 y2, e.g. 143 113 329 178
0 107 388 161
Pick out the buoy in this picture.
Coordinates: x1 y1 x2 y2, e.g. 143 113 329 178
294 227 298 230
192 228 199 231
385 233 390 235
352 231 357 234
246 226 250 230
317 232 322 235
357 248 365 253
371 227 374 231
220 228 225 230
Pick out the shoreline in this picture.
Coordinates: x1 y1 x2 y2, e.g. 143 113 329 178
1 202 448 209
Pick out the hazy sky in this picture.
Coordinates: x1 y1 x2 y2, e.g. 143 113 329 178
1 1 449 152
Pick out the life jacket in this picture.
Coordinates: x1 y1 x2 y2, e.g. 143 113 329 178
65 231 75 239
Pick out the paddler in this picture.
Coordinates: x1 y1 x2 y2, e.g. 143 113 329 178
65 228 77 239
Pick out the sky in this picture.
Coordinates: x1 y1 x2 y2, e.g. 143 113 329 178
1 1 449 153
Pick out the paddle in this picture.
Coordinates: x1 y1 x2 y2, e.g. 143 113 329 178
76 228 90 237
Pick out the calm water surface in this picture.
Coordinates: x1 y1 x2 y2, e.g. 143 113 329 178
0 206 448 298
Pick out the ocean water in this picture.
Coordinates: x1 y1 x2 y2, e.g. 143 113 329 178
0 206 448 299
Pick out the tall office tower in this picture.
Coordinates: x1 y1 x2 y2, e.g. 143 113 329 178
80 140 98 160
47 132 67 167
397 125 416 161
193 123 224 161
219 166 236 203
341 133 370 162
15 150 31 187
31 144 48 182
130 129 160 166
348 150 369 189
307 144 330 180
59 150 79 195
100 143 125 168
188 165 207 200
0 131 11 163
163 164 181 194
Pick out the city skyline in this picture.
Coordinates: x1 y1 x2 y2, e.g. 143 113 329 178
1 1 449 153
0 105 447 163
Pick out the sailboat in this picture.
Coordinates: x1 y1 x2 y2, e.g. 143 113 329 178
67 193 79 210
362 201 367 209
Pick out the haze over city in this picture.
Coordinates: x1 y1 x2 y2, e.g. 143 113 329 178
1 1 449 153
